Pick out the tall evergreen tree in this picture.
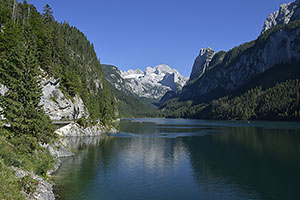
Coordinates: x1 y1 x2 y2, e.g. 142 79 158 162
42 4 53 24
0 23 55 149
39 4 54 74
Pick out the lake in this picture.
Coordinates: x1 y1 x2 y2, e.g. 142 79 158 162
53 118 300 200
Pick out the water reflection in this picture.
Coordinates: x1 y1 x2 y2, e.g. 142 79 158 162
54 136 115 200
54 119 300 200
186 126 300 200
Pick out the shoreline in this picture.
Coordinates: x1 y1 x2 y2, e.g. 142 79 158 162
26 122 117 200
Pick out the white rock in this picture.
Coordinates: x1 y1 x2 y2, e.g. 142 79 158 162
0 84 8 120
12 167 55 200
40 76 88 121
262 0 300 33
121 64 188 99
0 83 8 95
55 122 117 137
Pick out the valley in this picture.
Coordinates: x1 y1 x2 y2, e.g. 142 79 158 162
1 0 300 199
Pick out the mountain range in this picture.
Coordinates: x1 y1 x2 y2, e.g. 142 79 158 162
159 0 300 120
102 64 187 117
120 64 187 99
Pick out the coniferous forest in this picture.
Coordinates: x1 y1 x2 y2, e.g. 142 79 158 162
1 0 300 199
0 0 117 198
160 63 300 121
160 20 300 121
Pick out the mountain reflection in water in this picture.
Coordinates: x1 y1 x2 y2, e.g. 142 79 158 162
54 119 300 200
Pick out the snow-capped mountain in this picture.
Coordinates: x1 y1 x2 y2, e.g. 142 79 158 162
121 64 187 99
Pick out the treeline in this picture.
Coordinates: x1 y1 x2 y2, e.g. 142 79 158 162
113 88 161 118
162 79 300 121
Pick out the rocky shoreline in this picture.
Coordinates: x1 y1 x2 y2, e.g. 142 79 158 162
16 122 117 200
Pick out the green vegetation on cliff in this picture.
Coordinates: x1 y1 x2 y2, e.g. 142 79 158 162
162 63 300 121
162 19 300 121
102 64 160 118
1 0 117 123
0 0 117 198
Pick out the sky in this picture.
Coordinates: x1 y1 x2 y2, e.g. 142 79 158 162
30 0 291 77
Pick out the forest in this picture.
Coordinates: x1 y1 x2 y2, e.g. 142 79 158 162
161 19 300 121
161 64 300 121
0 0 117 198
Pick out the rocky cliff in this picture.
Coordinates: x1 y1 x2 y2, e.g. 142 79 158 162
181 0 300 102
40 76 87 121
189 48 216 82
102 64 135 95
262 0 300 33
180 19 300 101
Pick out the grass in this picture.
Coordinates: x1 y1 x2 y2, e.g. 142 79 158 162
0 136 57 199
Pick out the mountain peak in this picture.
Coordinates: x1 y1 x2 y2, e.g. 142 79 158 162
262 0 300 33
189 47 216 82
120 64 187 99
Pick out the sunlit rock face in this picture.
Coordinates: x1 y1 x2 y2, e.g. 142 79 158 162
40 76 88 121
181 27 300 100
1 75 89 121
189 47 216 82
121 64 187 99
262 0 300 33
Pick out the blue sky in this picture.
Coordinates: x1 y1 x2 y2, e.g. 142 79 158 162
31 0 291 77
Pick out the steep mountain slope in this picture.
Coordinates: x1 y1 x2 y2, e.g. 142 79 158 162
161 0 300 121
102 64 135 95
102 65 158 117
181 22 300 103
121 64 187 99
1 1 117 123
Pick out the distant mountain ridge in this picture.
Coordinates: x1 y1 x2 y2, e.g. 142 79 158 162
102 64 160 117
120 64 187 99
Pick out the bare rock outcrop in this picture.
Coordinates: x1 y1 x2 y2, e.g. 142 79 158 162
262 0 300 33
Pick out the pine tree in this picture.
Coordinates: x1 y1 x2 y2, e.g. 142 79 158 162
0 23 25 139
42 4 53 24
39 4 54 74
21 25 55 144
0 23 55 149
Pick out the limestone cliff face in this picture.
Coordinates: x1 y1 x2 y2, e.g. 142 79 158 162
189 48 216 82
40 76 88 121
262 0 300 33
181 26 300 100
1 76 88 121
